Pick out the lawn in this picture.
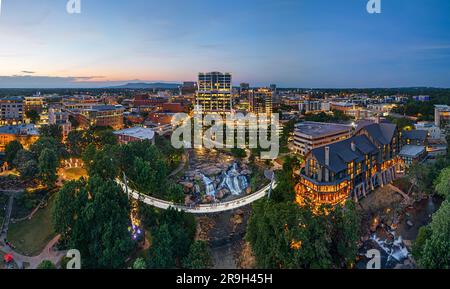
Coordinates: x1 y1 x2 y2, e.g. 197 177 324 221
7 194 57 257
60 167 88 181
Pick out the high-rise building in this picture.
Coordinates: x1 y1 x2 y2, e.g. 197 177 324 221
435 105 450 128
240 83 250 92
24 96 46 114
196 72 232 113
0 97 24 125
249 88 273 116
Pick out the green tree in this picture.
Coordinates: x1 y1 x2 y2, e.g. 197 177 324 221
38 148 59 188
39 124 63 142
53 180 87 243
30 136 65 160
231 148 246 159
37 260 56 269
14 150 38 180
85 147 119 180
95 129 118 148
412 226 431 261
159 208 196 265
26 110 40 124
182 241 213 269
133 257 147 269
148 224 175 269
53 177 134 269
434 167 450 199
5 140 23 166
280 120 295 153
246 200 332 269
168 184 185 204
408 163 433 194
328 202 361 268
66 130 86 157
418 200 450 269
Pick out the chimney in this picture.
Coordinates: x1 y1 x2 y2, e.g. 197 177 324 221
351 141 356 152
325 146 330 166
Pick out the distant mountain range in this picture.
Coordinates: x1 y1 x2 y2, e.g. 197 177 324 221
107 82 181 89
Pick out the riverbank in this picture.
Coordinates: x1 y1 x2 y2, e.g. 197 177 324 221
357 186 442 269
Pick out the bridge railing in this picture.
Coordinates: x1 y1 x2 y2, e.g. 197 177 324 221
116 179 277 214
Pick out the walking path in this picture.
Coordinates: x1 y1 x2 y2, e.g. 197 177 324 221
0 235 66 269
0 190 66 269
167 152 189 178
0 192 16 241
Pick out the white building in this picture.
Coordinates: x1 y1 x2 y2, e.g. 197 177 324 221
415 122 442 140
114 127 156 144
293 122 352 156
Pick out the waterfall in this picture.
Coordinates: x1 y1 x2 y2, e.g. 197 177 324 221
370 231 409 264
202 163 249 198
202 174 216 197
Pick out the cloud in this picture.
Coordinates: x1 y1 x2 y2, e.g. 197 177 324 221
0 75 113 88
21 71 36 74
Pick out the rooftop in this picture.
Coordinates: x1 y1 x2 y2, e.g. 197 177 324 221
399 145 426 158
114 127 155 141
310 135 378 173
0 96 24 102
0 124 39 135
88 105 125 112
356 122 397 145
402 130 428 141
295 121 351 137
435 105 450 111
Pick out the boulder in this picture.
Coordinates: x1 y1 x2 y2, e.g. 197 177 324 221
241 170 252 176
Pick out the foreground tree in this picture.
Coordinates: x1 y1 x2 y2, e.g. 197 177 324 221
328 202 361 268
5 140 23 166
412 226 431 261
247 200 332 269
434 167 450 199
53 180 87 242
148 224 175 269
31 136 65 160
418 200 450 269
182 241 213 269
66 130 86 157
37 260 56 269
39 124 63 142
38 148 59 188
14 149 38 180
53 177 134 268
133 258 147 269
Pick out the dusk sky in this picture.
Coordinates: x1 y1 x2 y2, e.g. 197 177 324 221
0 0 449 88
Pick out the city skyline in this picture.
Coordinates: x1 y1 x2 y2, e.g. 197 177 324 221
0 0 450 88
